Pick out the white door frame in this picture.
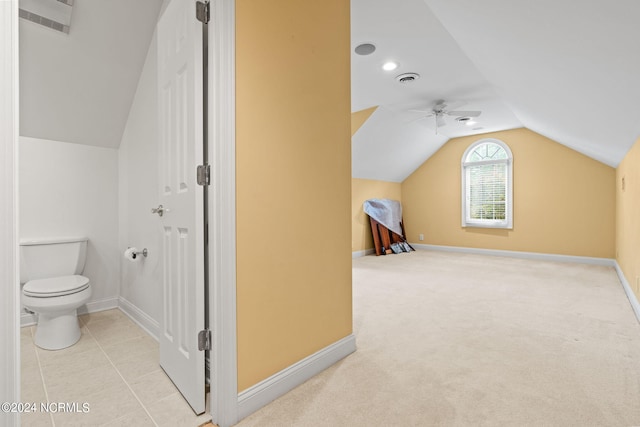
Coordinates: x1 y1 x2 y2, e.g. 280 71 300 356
2 0 240 425
208 0 238 425
0 1 21 426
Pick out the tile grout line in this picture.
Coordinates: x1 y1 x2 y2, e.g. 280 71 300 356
31 327 56 427
81 317 160 427
92 311 213 426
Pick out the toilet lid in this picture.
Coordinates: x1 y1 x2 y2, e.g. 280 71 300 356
23 275 90 297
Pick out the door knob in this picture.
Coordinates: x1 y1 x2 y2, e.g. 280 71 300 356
151 204 165 217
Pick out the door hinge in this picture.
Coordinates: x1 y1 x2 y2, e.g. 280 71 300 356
196 1 210 24
198 329 212 351
197 164 210 186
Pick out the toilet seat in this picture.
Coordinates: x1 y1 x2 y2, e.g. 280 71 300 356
23 275 90 298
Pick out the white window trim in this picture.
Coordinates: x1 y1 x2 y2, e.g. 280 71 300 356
461 138 513 229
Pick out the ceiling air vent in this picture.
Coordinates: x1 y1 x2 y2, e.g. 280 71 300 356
396 73 420 83
19 0 73 34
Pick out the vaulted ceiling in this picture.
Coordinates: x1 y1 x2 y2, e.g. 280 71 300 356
19 0 640 181
19 0 162 149
352 0 640 182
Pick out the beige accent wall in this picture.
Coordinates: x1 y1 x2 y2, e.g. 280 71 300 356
352 178 402 252
350 107 402 253
235 0 352 392
402 128 616 258
351 106 377 137
616 136 640 299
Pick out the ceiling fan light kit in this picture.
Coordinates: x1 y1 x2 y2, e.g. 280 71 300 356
411 100 482 134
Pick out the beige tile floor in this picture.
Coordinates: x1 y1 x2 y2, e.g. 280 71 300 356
20 309 212 427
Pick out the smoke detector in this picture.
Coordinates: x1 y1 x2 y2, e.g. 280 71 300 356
396 73 420 83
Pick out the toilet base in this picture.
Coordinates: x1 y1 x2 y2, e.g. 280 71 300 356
34 309 81 350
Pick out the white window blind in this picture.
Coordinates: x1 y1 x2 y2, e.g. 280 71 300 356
461 139 513 228
467 163 507 221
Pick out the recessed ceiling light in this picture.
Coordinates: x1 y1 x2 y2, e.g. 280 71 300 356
382 61 399 71
465 121 477 126
354 43 376 56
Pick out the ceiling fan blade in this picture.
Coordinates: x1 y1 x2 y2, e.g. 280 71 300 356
436 114 446 128
442 100 464 111
408 109 433 115
407 115 428 124
447 110 481 117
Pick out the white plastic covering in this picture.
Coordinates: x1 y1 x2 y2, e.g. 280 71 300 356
363 199 403 236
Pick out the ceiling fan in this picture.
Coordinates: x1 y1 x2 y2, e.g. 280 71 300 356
410 100 481 133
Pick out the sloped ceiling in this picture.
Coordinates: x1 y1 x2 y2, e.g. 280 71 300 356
352 0 640 182
19 0 162 149
20 0 640 170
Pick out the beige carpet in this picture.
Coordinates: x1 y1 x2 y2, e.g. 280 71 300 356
236 250 640 426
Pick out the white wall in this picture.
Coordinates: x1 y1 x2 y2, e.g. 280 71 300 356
118 31 162 334
18 9 163 335
19 136 120 318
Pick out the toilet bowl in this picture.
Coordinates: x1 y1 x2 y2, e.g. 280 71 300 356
22 275 91 350
20 237 92 350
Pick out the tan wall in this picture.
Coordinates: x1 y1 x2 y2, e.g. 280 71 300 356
402 128 616 258
616 137 640 299
352 178 402 252
351 106 377 137
350 107 402 253
235 0 352 392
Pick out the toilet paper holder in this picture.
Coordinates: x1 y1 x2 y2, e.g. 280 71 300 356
128 247 148 259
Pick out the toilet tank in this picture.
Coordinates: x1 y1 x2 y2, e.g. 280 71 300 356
20 237 88 283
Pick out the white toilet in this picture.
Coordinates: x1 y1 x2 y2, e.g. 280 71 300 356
20 237 92 350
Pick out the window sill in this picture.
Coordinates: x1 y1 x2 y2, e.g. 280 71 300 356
463 222 512 230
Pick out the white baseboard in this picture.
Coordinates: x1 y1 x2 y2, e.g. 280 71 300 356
118 296 159 341
20 312 36 327
412 243 615 266
413 243 640 323
352 248 375 259
237 334 356 421
21 297 119 327
613 261 640 324
79 297 119 315
21 295 161 342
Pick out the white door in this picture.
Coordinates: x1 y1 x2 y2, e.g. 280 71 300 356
156 0 205 415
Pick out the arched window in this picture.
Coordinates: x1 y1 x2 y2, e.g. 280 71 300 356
461 139 513 229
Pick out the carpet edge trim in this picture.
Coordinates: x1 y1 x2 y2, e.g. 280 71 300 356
613 261 640 324
411 243 640 323
411 244 615 266
237 334 356 421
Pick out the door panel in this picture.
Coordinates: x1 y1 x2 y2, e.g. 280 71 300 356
157 0 205 415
